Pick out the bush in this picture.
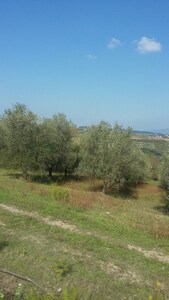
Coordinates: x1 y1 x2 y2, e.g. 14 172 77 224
159 153 169 190
50 186 69 202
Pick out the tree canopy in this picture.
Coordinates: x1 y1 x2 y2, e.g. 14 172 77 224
37 113 76 178
159 153 169 190
1 103 38 176
0 104 148 192
77 122 146 192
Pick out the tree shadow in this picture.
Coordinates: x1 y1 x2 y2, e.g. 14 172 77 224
29 174 79 184
3 172 139 199
111 188 139 199
153 192 169 215
4 173 22 180
5 172 76 184
153 205 169 216
0 240 9 251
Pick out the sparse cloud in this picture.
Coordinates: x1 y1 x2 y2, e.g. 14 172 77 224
107 38 120 49
85 54 98 60
137 37 162 54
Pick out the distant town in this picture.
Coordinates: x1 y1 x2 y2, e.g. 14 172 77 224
78 126 169 141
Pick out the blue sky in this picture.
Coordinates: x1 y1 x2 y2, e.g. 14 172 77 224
0 0 169 130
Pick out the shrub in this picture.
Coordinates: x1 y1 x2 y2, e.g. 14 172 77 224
50 186 69 202
159 153 169 190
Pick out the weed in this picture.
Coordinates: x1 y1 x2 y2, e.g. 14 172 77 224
52 259 73 279
14 283 23 300
0 290 5 300
148 281 166 300
50 186 69 202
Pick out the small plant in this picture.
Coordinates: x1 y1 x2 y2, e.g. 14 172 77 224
52 259 72 279
14 283 23 300
62 287 78 300
0 290 5 300
50 186 69 202
24 287 78 300
148 281 165 300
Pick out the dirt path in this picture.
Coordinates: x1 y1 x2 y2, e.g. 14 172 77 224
128 244 169 264
0 203 78 232
1 203 169 266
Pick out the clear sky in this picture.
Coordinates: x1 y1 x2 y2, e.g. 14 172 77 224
0 0 169 130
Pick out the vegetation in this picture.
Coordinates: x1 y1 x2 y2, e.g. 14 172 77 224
78 122 146 193
0 104 78 180
135 139 168 181
159 152 169 210
0 104 148 193
0 170 169 299
36 114 76 179
1 103 169 299
159 153 169 190
0 104 38 176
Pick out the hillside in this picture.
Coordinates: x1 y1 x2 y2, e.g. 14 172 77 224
0 170 169 299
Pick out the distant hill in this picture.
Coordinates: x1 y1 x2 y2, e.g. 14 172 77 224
133 129 169 136
78 127 169 136
150 129 169 135
133 130 155 135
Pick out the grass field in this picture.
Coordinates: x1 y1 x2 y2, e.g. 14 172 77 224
0 170 169 299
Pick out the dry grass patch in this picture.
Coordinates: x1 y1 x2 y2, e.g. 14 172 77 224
27 183 49 197
63 178 103 192
136 183 162 197
68 188 125 211
126 209 169 239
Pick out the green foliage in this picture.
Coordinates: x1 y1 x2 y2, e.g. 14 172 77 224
25 291 54 300
78 122 147 192
62 287 78 300
0 290 5 300
50 186 70 202
159 153 169 190
77 121 112 179
23 286 77 300
136 139 168 181
0 286 78 300
37 114 75 178
24 290 40 300
1 103 38 176
136 140 167 158
61 134 80 176
14 283 23 300
52 259 73 281
159 153 169 209
109 124 147 189
0 104 78 179
1 104 147 190
0 119 7 167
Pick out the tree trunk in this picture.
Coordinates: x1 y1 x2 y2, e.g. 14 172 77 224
48 167 53 180
22 169 28 180
64 167 68 177
102 180 108 194
102 179 112 194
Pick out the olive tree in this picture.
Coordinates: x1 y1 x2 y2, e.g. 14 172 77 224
78 122 146 193
109 124 146 189
159 153 169 190
159 153 169 209
1 103 38 176
0 118 7 167
37 114 75 178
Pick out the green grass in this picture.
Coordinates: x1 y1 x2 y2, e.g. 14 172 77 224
0 169 169 299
